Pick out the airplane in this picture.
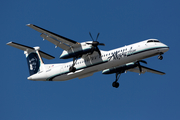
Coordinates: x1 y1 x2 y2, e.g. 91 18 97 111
6 24 169 88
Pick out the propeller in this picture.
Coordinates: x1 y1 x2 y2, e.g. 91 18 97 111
135 60 147 73
86 32 105 56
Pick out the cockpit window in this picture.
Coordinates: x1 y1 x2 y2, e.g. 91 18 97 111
154 40 160 42
147 40 153 43
147 39 160 43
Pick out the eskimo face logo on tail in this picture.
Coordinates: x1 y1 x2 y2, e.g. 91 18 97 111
26 53 40 75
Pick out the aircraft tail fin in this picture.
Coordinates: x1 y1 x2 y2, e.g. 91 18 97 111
7 42 55 76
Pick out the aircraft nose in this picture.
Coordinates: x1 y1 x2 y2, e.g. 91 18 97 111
162 44 169 53
165 44 169 50
27 76 32 80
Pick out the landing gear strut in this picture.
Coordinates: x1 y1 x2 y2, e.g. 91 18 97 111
158 53 163 60
112 72 121 88
69 57 78 72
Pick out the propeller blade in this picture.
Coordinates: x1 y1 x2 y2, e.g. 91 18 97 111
96 33 100 41
90 46 95 54
137 61 142 73
98 43 105 46
95 47 101 56
89 32 94 41
139 60 147 64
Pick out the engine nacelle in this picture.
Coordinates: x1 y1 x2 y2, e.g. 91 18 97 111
102 63 136 74
60 42 92 59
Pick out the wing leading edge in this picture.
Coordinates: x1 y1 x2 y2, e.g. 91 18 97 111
27 24 79 50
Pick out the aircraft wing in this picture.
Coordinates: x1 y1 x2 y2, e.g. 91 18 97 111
27 24 79 50
127 65 165 75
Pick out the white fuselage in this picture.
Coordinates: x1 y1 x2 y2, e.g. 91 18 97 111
28 39 169 81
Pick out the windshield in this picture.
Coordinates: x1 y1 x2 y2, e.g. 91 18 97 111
147 39 160 43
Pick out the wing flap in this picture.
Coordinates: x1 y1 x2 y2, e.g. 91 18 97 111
128 66 165 75
7 42 55 60
128 67 142 73
27 24 78 47
141 66 165 75
40 34 70 50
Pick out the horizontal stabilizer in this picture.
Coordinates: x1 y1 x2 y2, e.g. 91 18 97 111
7 42 55 60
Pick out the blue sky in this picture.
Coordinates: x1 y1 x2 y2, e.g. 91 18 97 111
1 0 179 120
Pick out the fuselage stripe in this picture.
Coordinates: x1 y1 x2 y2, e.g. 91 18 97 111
47 60 108 81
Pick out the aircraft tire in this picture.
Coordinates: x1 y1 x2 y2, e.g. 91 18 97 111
158 55 163 60
112 82 119 88
69 66 76 72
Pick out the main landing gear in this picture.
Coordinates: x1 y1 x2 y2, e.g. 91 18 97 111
112 72 121 88
69 66 76 72
69 57 78 72
158 53 163 60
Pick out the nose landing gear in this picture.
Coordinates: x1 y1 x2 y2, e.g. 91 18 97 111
158 53 163 60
